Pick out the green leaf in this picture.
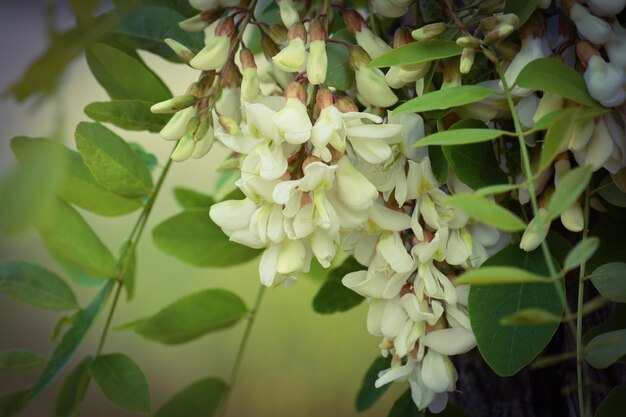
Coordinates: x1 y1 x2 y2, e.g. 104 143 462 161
515 58 600 107
539 109 579 172
428 145 448 184
0 261 77 311
109 6 204 62
75 122 153 198
0 137 65 234
54 356 93 417
469 245 564 376
325 42 353 91
35 198 117 279
84 100 171 132
500 308 563 325
585 329 626 369
28 282 112 401
546 165 593 220
128 142 159 173
584 304 626 345
355 356 391 412
86 42 171 102
415 128 508 147
503 0 541 26
563 237 600 272
90 353 151 413
443 119 507 189
369 40 462 68
313 257 364 314
11 137 143 217
0 389 30 417
154 378 227 417
133 289 247 345
590 263 626 303
445 195 526 232
394 86 494 114
0 350 46 375
595 384 626 417
152 210 259 267
119 242 137 301
174 187 215 209
456 266 550 285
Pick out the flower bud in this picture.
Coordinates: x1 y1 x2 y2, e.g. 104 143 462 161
371 0 410 18
576 41 601 68
441 57 461 89
561 203 584 232
411 23 448 41
273 23 307 72
532 93 564 123
456 36 481 49
241 67 260 102
164 38 195 62
355 28 391 60
285 81 307 103
586 0 626 17
483 24 515 44
217 87 241 122
459 48 475 74
570 4 612 45
495 41 521 60
179 12 216 32
573 117 615 170
307 18 327 85
316 88 334 109
189 17 234 70
350 47 398 108
519 208 550 252
277 0 299 28
584 55 626 107
160 106 196 140
151 95 197 114
268 24 289 44
335 95 358 113
480 13 518 31
219 63 242 88
343 9 368 34
478 0 505 14
568 119 594 151
171 116 201 162
393 27 413 48
189 0 219 11
191 120 215 159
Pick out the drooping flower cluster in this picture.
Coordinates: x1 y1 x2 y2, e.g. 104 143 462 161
149 0 626 412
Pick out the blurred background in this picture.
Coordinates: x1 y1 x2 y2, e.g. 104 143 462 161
0 1 404 416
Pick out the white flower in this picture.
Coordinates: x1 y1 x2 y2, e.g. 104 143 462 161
520 208 549 252
190 34 230 71
422 328 476 356
343 113 402 163
241 67 260 102
355 66 399 108
273 38 307 72
607 22 626 69
259 240 309 287
503 37 551 96
570 4 613 45
388 111 427 161
277 0 299 28
584 55 626 107
336 157 379 211
573 116 615 170
272 98 312 144
209 198 264 249
371 0 410 17
311 106 345 161
355 28 392 59
586 0 626 17
160 107 196 140
307 40 327 85
216 87 241 123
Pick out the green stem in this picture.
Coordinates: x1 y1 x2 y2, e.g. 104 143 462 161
495 57 576 327
218 285 266 417
576 187 591 417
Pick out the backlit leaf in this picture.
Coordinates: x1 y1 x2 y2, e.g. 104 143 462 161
445 195 526 232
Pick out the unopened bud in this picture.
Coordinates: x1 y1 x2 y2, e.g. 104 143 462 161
478 0 505 14
215 16 235 37
307 38 327 85
495 41 521 60
343 9 368 34
480 13 518 31
456 36 481 49
576 41 601 68
277 0 299 28
151 95 198 114
219 115 239 134
285 81 307 103
519 208 550 252
261 34 280 60
241 67 260 102
393 27 413 48
220 64 242 88
239 47 256 69
179 14 208 32
348 46 371 70
193 115 212 142
480 45 498 64
310 17 325 42
483 24 515 44
165 38 195 62
268 24 288 44
459 48 475 74
197 73 216 94
570 4 612 45
442 57 461 89
316 88 334 109
217 155 240 171
411 22 447 41
335 95 358 113
288 22 307 42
